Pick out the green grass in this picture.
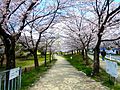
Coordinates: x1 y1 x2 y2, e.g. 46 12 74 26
64 54 92 76
0 54 50 71
112 54 120 56
21 59 57 90
16 55 49 68
64 54 120 90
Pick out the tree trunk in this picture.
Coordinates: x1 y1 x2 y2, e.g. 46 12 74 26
4 38 16 70
82 49 85 61
33 51 39 68
77 50 79 54
0 55 4 67
49 47 52 63
72 50 73 55
93 46 100 75
85 49 89 65
51 53 53 60
3 37 16 90
91 22 104 75
44 50 47 66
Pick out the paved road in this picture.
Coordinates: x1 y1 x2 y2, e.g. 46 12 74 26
29 55 108 90
106 55 120 62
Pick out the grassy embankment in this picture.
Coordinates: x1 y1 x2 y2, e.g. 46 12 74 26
64 54 120 90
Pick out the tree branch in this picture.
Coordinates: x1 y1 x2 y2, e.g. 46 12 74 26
101 36 120 42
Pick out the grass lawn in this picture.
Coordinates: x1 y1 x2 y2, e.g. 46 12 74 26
16 55 49 68
0 55 50 71
64 54 120 90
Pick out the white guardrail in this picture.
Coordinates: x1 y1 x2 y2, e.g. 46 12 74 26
0 67 22 90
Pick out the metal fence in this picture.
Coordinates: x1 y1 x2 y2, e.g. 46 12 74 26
0 67 21 90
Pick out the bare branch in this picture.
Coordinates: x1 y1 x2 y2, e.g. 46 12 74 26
101 36 120 42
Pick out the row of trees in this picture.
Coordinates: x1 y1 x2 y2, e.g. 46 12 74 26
0 0 69 69
58 0 120 75
0 0 120 76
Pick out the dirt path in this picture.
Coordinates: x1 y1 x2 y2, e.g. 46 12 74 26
29 55 109 90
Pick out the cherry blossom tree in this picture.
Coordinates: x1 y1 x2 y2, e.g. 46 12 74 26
0 0 41 69
74 0 120 74
89 0 120 75
61 9 95 65
55 0 120 75
18 0 61 68
40 31 57 66
0 0 64 69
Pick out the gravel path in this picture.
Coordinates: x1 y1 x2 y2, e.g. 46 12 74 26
29 55 109 90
